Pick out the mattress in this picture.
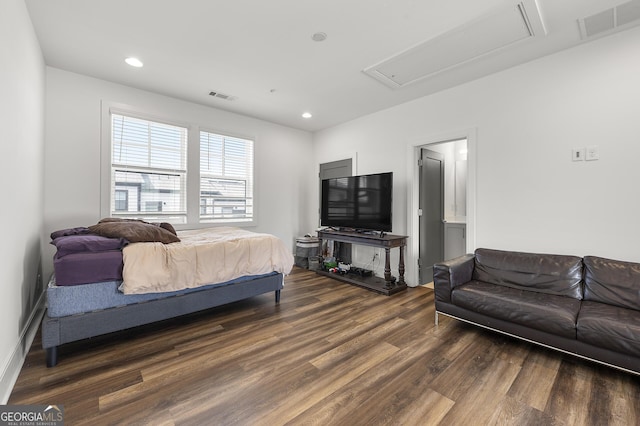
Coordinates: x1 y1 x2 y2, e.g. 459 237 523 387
120 227 294 294
53 250 123 286
46 272 280 318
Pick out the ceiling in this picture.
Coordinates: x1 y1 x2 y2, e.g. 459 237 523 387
25 0 640 132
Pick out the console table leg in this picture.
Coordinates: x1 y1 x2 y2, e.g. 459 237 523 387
384 247 393 288
398 245 406 285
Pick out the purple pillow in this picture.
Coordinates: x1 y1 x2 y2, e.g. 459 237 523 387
51 234 128 258
50 227 91 240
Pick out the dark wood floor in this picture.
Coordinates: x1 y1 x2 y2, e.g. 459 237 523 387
9 267 640 425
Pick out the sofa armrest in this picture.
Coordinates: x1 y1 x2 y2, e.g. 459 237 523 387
433 254 475 304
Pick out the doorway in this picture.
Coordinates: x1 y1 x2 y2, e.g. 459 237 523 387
319 158 352 263
418 138 468 285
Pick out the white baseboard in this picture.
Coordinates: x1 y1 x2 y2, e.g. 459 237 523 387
0 292 45 404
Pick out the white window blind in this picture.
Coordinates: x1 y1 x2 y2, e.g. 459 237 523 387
111 114 188 223
200 131 254 222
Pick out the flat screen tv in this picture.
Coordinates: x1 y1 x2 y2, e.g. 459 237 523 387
321 172 392 232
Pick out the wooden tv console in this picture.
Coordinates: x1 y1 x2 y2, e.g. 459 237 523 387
316 229 408 296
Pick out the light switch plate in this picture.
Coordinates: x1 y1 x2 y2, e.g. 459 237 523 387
572 148 585 161
586 146 599 161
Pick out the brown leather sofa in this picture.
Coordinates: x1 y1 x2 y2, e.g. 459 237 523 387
433 248 640 375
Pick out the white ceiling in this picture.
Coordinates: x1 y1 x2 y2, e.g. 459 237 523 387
24 0 639 132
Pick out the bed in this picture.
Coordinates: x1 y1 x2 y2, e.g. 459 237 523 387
42 222 294 367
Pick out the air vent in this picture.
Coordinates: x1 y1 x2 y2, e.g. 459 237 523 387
209 91 237 101
363 0 546 89
578 1 640 39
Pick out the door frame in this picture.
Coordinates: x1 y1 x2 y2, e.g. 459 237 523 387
406 128 477 287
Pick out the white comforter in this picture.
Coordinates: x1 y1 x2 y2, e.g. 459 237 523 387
120 227 294 294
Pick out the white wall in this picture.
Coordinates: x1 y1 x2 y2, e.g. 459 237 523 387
44 68 314 279
312 26 640 284
0 0 45 403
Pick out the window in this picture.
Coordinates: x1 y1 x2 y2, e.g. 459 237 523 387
114 189 128 211
104 109 256 227
110 114 187 223
200 131 254 223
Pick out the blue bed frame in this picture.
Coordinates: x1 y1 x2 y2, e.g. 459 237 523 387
41 272 283 367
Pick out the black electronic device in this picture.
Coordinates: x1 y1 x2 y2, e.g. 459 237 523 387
320 172 393 232
348 267 372 277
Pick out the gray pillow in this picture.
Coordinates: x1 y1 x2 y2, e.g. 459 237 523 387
89 220 180 244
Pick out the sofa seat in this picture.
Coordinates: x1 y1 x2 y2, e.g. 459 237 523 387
435 249 640 375
451 280 581 339
578 301 640 357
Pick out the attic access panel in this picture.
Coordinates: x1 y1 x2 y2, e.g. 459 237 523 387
364 0 546 89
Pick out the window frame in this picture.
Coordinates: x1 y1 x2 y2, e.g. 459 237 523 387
100 102 257 229
110 112 189 222
199 129 254 224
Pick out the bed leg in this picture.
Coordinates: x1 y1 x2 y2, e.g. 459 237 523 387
46 347 58 368
275 289 281 304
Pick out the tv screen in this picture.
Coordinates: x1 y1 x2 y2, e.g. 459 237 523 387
321 172 392 232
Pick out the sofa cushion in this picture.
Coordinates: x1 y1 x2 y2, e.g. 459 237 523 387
452 281 581 339
583 256 640 311
578 301 640 357
473 248 583 299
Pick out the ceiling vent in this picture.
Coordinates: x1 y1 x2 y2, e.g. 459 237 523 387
363 0 547 89
578 1 640 40
209 91 237 101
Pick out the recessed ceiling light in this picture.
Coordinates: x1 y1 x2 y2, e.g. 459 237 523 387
302 112 312 119
311 32 327 42
125 57 143 68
